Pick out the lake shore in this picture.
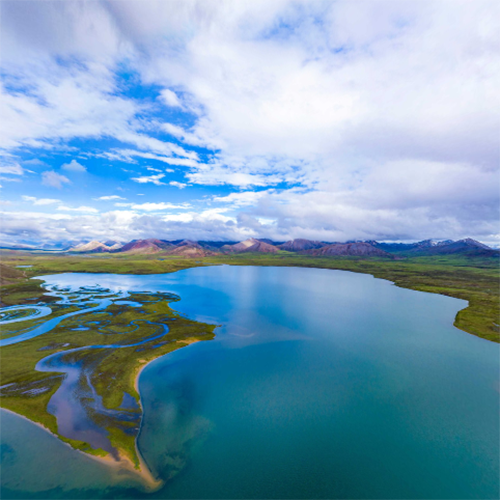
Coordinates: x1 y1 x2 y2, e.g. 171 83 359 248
1 252 498 342
0 407 162 491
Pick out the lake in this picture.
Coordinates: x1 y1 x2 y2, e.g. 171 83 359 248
1 265 498 499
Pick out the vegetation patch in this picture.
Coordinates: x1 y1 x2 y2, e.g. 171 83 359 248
0 285 216 470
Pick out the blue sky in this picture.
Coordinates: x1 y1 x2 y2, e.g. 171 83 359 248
0 0 499 246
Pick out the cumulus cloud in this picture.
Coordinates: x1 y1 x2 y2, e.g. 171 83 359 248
95 195 126 201
57 205 99 213
131 173 166 185
212 190 274 207
22 195 61 205
1 0 498 244
62 159 86 172
115 202 190 211
159 89 182 108
1 201 498 248
0 162 24 175
42 170 71 188
0 209 247 246
169 181 187 189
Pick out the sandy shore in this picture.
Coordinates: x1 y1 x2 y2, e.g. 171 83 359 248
131 338 202 487
0 408 162 491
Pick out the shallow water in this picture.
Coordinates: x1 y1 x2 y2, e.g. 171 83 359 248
1 266 499 499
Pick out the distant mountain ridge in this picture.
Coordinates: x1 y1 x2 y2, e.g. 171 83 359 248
304 242 392 258
222 238 279 253
279 239 326 251
373 238 498 257
12 237 498 259
120 239 173 253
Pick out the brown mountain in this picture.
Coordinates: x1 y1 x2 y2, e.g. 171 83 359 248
167 245 219 257
221 238 259 252
120 239 173 254
279 239 326 251
176 239 203 249
222 238 279 254
305 242 392 258
243 240 279 253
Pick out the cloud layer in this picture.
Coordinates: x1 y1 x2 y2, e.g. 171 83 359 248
1 0 498 245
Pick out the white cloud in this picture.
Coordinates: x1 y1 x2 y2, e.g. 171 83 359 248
160 123 217 148
23 159 49 167
95 195 126 201
116 202 191 211
0 162 24 175
1 0 498 243
106 149 200 167
62 159 86 172
0 207 244 244
57 205 99 213
169 181 187 189
42 170 71 188
22 195 61 206
0 176 21 183
212 190 273 207
130 173 166 185
159 89 182 108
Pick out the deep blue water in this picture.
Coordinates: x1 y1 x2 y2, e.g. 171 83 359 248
1 266 498 499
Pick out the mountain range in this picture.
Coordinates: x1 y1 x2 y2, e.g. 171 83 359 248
55 237 498 259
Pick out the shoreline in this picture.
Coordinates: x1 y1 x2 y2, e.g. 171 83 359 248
0 406 162 491
133 338 202 395
128 339 203 488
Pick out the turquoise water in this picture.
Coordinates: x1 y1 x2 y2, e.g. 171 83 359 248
1 266 498 498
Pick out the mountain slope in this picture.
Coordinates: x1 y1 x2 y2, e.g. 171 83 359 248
410 238 496 256
305 242 392 258
120 239 173 254
279 239 326 251
222 238 279 253
167 245 219 257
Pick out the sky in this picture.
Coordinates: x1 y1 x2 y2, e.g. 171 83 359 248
0 0 499 247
